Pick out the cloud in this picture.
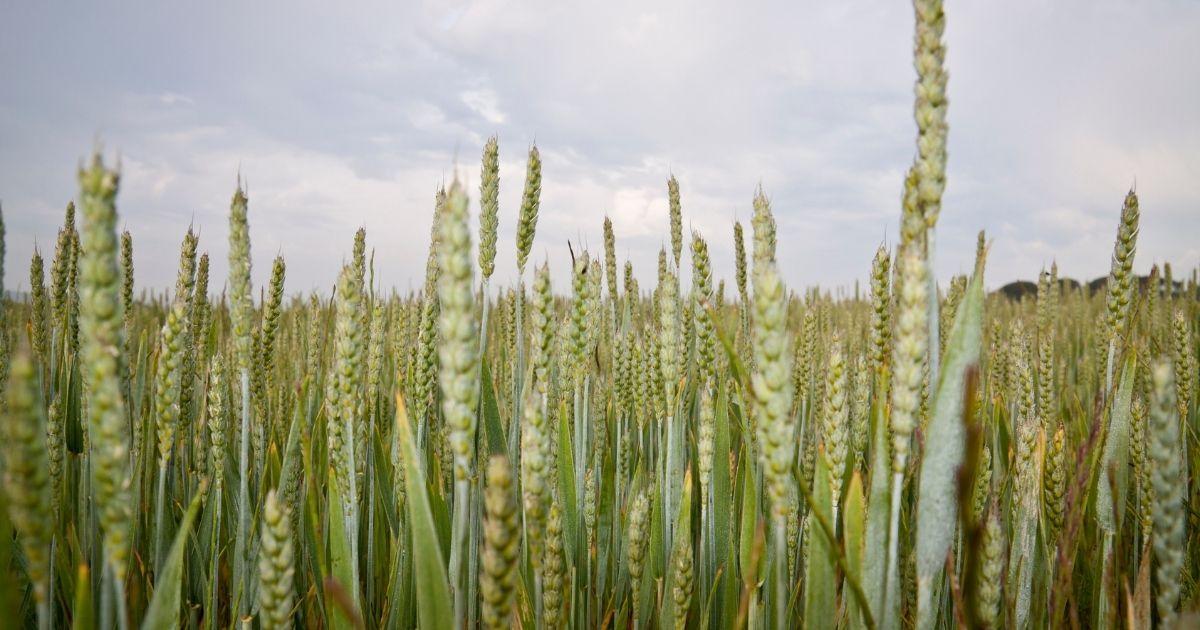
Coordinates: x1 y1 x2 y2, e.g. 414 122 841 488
158 92 195 107
460 88 506 125
1 0 1197 298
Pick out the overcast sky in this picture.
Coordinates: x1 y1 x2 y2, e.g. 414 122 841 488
2 0 1197 299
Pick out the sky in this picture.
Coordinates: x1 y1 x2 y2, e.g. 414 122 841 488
1 0 1198 299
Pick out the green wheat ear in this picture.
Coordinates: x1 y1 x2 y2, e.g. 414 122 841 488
671 525 695 630
692 230 716 385
530 261 554 396
751 186 776 270
1043 424 1067 543
890 242 928 473
1104 190 1140 346
913 0 949 229
976 498 1003 625
868 244 892 378
627 491 650 622
542 502 565 628
328 264 364 518
478 135 500 281
752 261 794 518
668 174 683 268
257 489 295 630
154 300 187 465
515 144 542 275
77 153 134 585
603 216 618 304
1149 359 1183 626
261 255 286 390
520 382 550 566
29 250 50 370
438 181 478 484
228 184 254 374
1 351 53 624
480 455 519 629
208 354 227 489
49 203 73 338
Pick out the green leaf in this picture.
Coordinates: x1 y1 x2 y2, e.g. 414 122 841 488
914 255 985 630
277 384 307 508
844 472 867 630
328 473 358 630
863 370 896 629
555 402 578 562
638 480 664 626
72 563 93 630
713 382 734 626
738 452 759 585
480 361 506 456
596 422 616 607
303 468 331 621
142 486 205 630
1096 354 1136 534
804 449 836 630
384 535 413 629
396 395 454 630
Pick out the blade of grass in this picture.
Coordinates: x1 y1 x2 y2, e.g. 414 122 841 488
394 393 452 630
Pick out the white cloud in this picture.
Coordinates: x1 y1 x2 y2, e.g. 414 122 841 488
158 92 195 107
460 88 506 125
1 0 1197 296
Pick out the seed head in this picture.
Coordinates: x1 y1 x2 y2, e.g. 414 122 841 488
258 490 295 629
78 153 134 581
752 262 795 517
480 456 519 629
437 182 479 483
515 145 542 274
1149 360 1183 625
478 136 500 281
1 352 52 606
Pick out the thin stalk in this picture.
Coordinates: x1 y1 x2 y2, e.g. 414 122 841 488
574 383 584 545
476 279 491 411
154 462 169 570
536 392 550 630
343 410 362 610
615 414 624 510
36 591 50 630
102 557 115 630
452 479 469 627
580 377 592 626
1105 340 1116 397
468 278 490 630
112 557 130 630
534 576 544 630
884 469 904 628
49 328 59 402
664 410 676 550
46 536 56 630
509 282 525 460
236 369 251 619
1097 534 1113 627
209 483 223 630
85 443 99 614
183 412 193 508
773 521 787 629
366 412 377 620
468 475 481 628
699 499 709 614
927 231 940 386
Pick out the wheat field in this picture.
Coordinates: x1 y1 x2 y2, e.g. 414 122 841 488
0 1 1197 629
